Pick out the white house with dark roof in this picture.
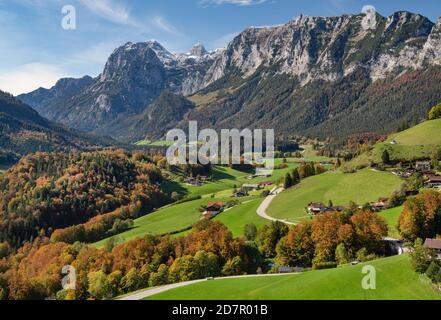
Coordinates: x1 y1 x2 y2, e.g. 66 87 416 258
427 175 441 188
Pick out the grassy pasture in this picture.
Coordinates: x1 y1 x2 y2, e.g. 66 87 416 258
267 169 403 223
345 119 441 170
146 255 441 300
378 206 404 239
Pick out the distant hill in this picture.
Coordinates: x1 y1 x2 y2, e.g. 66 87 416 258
18 76 94 117
345 118 441 169
0 90 120 165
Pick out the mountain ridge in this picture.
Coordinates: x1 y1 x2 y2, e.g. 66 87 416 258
18 11 441 143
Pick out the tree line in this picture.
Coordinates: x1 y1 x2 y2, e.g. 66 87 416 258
284 162 327 189
0 205 391 300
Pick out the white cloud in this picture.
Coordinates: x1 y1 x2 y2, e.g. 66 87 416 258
0 63 68 95
151 16 181 35
78 0 143 28
78 1 181 36
199 0 268 7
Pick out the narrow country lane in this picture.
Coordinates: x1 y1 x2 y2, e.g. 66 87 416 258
256 188 296 225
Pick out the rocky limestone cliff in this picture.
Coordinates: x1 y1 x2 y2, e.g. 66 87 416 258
203 12 435 85
19 11 441 142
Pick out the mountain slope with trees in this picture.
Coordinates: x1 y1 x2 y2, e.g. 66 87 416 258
344 117 441 170
0 91 120 166
0 151 168 247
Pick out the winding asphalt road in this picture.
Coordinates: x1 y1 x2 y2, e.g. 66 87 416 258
256 187 296 225
119 280 206 300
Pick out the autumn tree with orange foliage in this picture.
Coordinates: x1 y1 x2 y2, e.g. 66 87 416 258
398 190 441 242
311 212 353 264
351 210 388 253
277 211 388 267
1 220 256 300
6 241 68 300
276 221 315 267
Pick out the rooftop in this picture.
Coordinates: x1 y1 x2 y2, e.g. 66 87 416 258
424 239 441 250
208 202 224 206
308 202 326 208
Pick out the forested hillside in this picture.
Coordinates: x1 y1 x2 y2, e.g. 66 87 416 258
0 91 120 166
0 151 168 247
180 67 441 143
105 91 195 142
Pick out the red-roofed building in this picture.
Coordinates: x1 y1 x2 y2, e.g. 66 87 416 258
207 202 225 207
259 181 274 187
373 198 389 210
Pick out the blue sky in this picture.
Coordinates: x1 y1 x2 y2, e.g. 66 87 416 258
1 0 440 95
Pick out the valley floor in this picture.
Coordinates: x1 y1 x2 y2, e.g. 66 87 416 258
95 156 406 247
94 158 307 247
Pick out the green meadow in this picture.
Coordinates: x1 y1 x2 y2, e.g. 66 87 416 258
135 140 175 147
146 255 441 300
392 119 441 146
93 197 210 248
134 140 152 146
93 194 265 248
214 198 267 237
163 160 304 198
267 169 403 223
346 119 441 169
94 157 334 247
379 206 404 239
167 158 334 197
